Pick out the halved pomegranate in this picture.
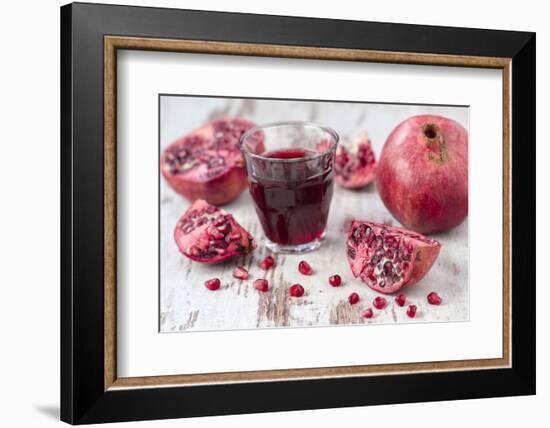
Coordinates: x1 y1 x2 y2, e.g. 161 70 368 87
174 199 255 263
347 220 441 294
161 118 265 205
334 133 376 189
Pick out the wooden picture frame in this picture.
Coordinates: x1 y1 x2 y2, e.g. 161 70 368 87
61 2 535 424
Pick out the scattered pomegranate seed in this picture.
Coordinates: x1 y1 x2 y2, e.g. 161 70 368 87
362 308 373 318
406 304 417 318
348 292 360 305
253 279 269 292
204 278 221 291
373 296 387 310
328 274 342 287
232 266 249 280
259 255 275 270
289 284 305 297
395 294 406 307
298 260 313 275
427 291 442 305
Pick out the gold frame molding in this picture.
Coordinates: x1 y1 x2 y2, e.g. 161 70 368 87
104 35 512 391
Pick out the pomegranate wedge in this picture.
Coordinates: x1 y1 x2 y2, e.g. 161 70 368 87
347 220 441 294
335 133 377 189
174 199 255 263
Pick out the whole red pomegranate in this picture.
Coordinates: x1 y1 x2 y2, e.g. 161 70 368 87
174 199 256 263
161 118 265 205
376 115 468 234
347 220 441 294
334 133 377 189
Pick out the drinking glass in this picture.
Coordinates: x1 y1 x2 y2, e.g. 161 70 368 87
240 121 339 254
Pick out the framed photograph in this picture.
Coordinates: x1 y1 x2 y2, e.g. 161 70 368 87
61 2 536 424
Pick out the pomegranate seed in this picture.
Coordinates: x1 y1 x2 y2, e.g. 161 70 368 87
259 255 275 270
189 245 201 257
328 274 342 287
427 291 442 305
253 279 269 292
373 296 387 310
228 232 241 242
213 216 226 226
395 294 406 307
362 308 373 318
406 304 417 318
206 224 224 240
289 284 305 297
232 266 249 280
348 292 360 305
216 222 231 234
298 260 313 275
204 278 221 291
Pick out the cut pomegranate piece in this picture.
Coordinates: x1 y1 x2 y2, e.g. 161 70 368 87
174 199 255 264
298 260 313 275
232 266 249 280
204 278 221 291
395 294 406 307
362 308 374 318
334 133 377 189
347 220 441 294
427 292 442 305
328 274 342 287
348 292 360 305
259 255 275 270
406 304 418 318
373 296 387 310
254 279 269 292
161 118 265 205
289 284 304 297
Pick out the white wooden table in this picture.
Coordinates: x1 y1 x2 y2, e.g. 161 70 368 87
160 97 469 332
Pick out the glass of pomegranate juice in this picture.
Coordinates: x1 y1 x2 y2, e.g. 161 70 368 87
240 121 339 254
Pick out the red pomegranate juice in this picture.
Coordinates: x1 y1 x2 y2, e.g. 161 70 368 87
248 148 335 245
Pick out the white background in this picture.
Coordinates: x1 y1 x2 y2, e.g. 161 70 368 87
0 0 546 427
119 52 500 377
